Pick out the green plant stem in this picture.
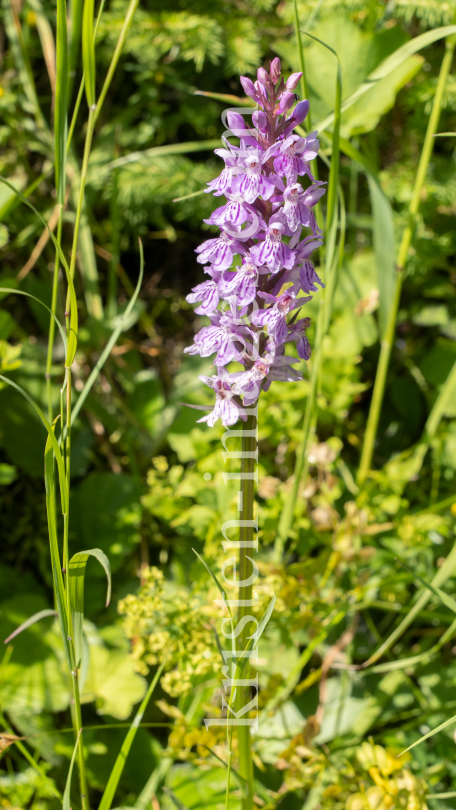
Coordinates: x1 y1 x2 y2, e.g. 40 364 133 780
293 0 310 126
46 212 63 421
357 37 456 486
236 414 256 810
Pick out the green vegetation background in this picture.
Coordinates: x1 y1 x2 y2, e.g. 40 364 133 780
1 0 456 808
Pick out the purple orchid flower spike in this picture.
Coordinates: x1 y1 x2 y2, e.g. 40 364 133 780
185 61 326 426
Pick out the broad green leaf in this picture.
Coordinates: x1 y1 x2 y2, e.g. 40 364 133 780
63 730 81 810
98 658 167 810
69 549 111 668
316 24 456 133
81 644 146 719
4 609 57 644
54 0 68 204
82 0 96 107
72 240 143 421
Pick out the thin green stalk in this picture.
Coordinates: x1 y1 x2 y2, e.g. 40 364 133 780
236 414 256 810
274 40 342 558
293 0 310 125
46 213 63 421
108 164 120 319
357 37 456 486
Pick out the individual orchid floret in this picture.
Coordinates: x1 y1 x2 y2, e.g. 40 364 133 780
196 230 246 271
184 310 253 367
270 57 281 85
252 110 267 133
300 260 325 294
257 67 270 88
186 280 219 315
197 371 245 427
240 75 262 104
274 133 320 183
286 72 303 91
252 290 308 344
276 91 296 115
219 259 266 306
286 317 312 360
250 222 295 273
263 345 303 391
204 196 250 228
283 183 326 232
206 148 238 196
232 356 272 406
233 155 277 204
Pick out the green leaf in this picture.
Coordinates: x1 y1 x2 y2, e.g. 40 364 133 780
397 560 456 616
81 644 146 719
55 0 68 204
366 175 395 338
192 549 232 618
69 549 111 668
0 288 67 355
360 541 456 668
98 658 167 810
0 176 78 367
316 24 456 133
0 377 68 514
163 787 190 810
3 609 57 644
63 730 81 810
400 714 456 755
82 0 96 107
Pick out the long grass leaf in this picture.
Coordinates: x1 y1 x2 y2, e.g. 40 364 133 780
400 714 456 755
0 177 78 367
397 560 456 615
4 609 57 644
69 549 111 667
55 0 69 204
63 730 82 810
107 139 222 171
360 541 456 668
69 0 84 95
94 0 139 123
194 90 256 107
44 422 72 667
316 25 456 133
0 289 67 354
82 0 96 107
98 658 167 810
192 548 232 618
72 240 143 421
366 175 395 337
0 378 68 514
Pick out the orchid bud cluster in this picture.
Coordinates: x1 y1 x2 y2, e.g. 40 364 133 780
185 58 325 427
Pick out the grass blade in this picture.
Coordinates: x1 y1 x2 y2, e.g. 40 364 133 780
359 541 456 668
400 714 456 755
0 378 68 514
0 289 67 355
107 140 221 171
94 0 139 123
98 658 167 810
397 560 456 615
366 174 395 338
72 239 144 421
82 0 96 107
63 730 82 810
69 549 111 668
0 176 78 367
4 609 57 644
192 548 232 618
55 0 69 205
